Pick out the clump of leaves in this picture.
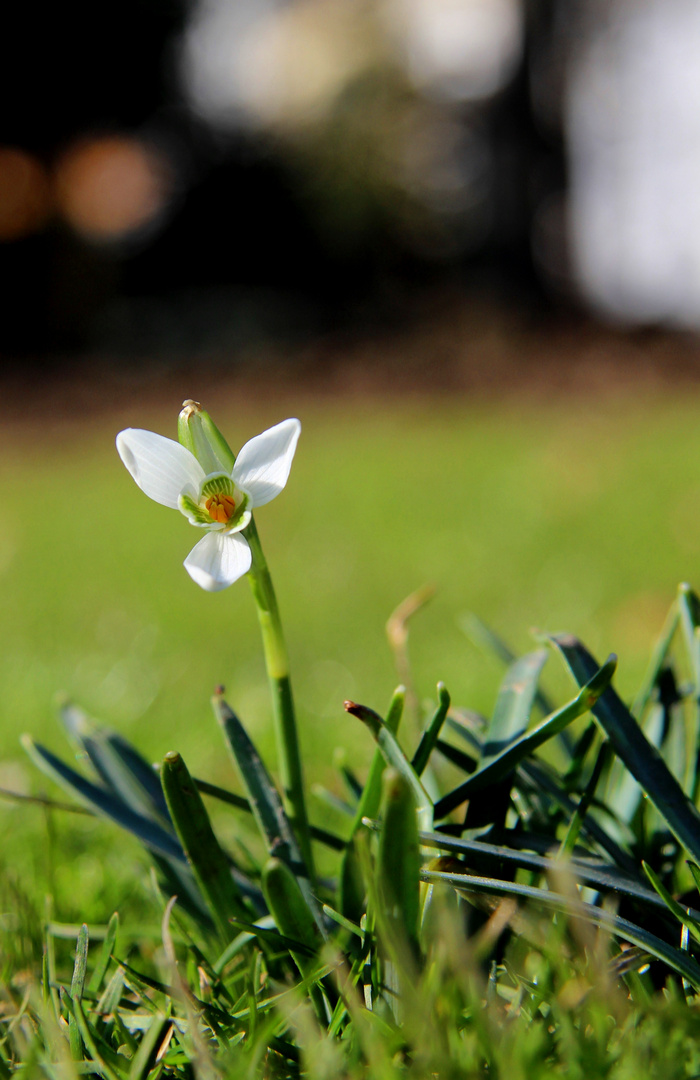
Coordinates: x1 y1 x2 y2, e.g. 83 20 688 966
7 583 700 1076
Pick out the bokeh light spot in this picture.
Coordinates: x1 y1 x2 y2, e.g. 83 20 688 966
54 135 171 242
0 147 52 241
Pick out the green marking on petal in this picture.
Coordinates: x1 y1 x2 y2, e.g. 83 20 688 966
227 495 250 531
201 473 235 499
178 492 211 526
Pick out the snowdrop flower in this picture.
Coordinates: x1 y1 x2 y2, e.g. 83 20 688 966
116 413 300 591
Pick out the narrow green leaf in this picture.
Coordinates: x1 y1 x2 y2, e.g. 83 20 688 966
59 701 169 824
228 917 317 958
678 583 700 683
261 857 324 972
261 856 330 1025
643 861 700 946
520 757 638 873
688 861 700 896
546 633 700 867
41 945 50 1008
564 722 597 784
349 687 406 833
337 760 364 802
22 736 184 862
418 830 693 917
0 786 91 814
43 895 60 1021
558 740 612 858
339 687 406 922
160 750 251 941
322 904 364 939
312 785 356 817
127 1014 168 1080
212 693 306 878
344 700 433 828
434 656 616 818
676 586 700 802
482 649 549 763
411 683 451 777
605 703 665 828
461 615 556 716
212 692 324 931
69 924 89 1060
97 965 125 1015
87 911 118 995
434 739 478 774
338 840 366 928
70 996 122 1080
114 958 172 997
460 611 517 666
631 595 680 719
423 867 700 989
194 776 345 850
377 771 420 961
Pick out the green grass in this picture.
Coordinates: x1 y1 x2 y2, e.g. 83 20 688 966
3 390 699 786
5 386 700 1076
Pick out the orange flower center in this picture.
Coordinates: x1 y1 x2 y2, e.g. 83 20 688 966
205 492 236 523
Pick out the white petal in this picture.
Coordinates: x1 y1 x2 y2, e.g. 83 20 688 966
233 418 301 507
116 429 205 509
183 531 252 591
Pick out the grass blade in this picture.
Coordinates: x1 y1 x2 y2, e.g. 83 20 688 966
377 771 420 962
678 583 700 683
22 736 184 862
546 633 700 867
631 595 680 719
212 692 324 930
194 777 345 851
160 750 252 940
348 687 406 834
519 758 638 873
482 649 549 762
434 656 616 818
228 917 317 958
212 691 308 880
460 615 555 717
87 911 118 995
59 701 169 824
417 830 694 917
688 861 700 895
69 924 88 1060
261 857 329 1023
423 867 700 989
344 700 433 828
558 741 612 858
127 1014 168 1080
70 996 122 1080
339 688 406 922
411 684 451 777
643 861 700 946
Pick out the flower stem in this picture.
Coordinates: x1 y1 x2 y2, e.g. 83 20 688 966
244 516 315 879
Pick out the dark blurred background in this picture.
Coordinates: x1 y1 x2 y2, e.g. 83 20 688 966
2 0 699 364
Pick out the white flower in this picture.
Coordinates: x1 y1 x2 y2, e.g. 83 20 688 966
116 418 301 591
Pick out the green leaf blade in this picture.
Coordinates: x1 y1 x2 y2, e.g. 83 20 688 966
160 750 251 941
548 633 700 868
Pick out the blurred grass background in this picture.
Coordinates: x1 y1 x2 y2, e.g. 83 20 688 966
4 371 700 927
3 382 699 806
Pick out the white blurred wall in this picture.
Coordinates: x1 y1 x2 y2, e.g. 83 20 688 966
567 0 700 327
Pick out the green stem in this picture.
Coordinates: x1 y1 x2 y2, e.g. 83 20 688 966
244 516 314 879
